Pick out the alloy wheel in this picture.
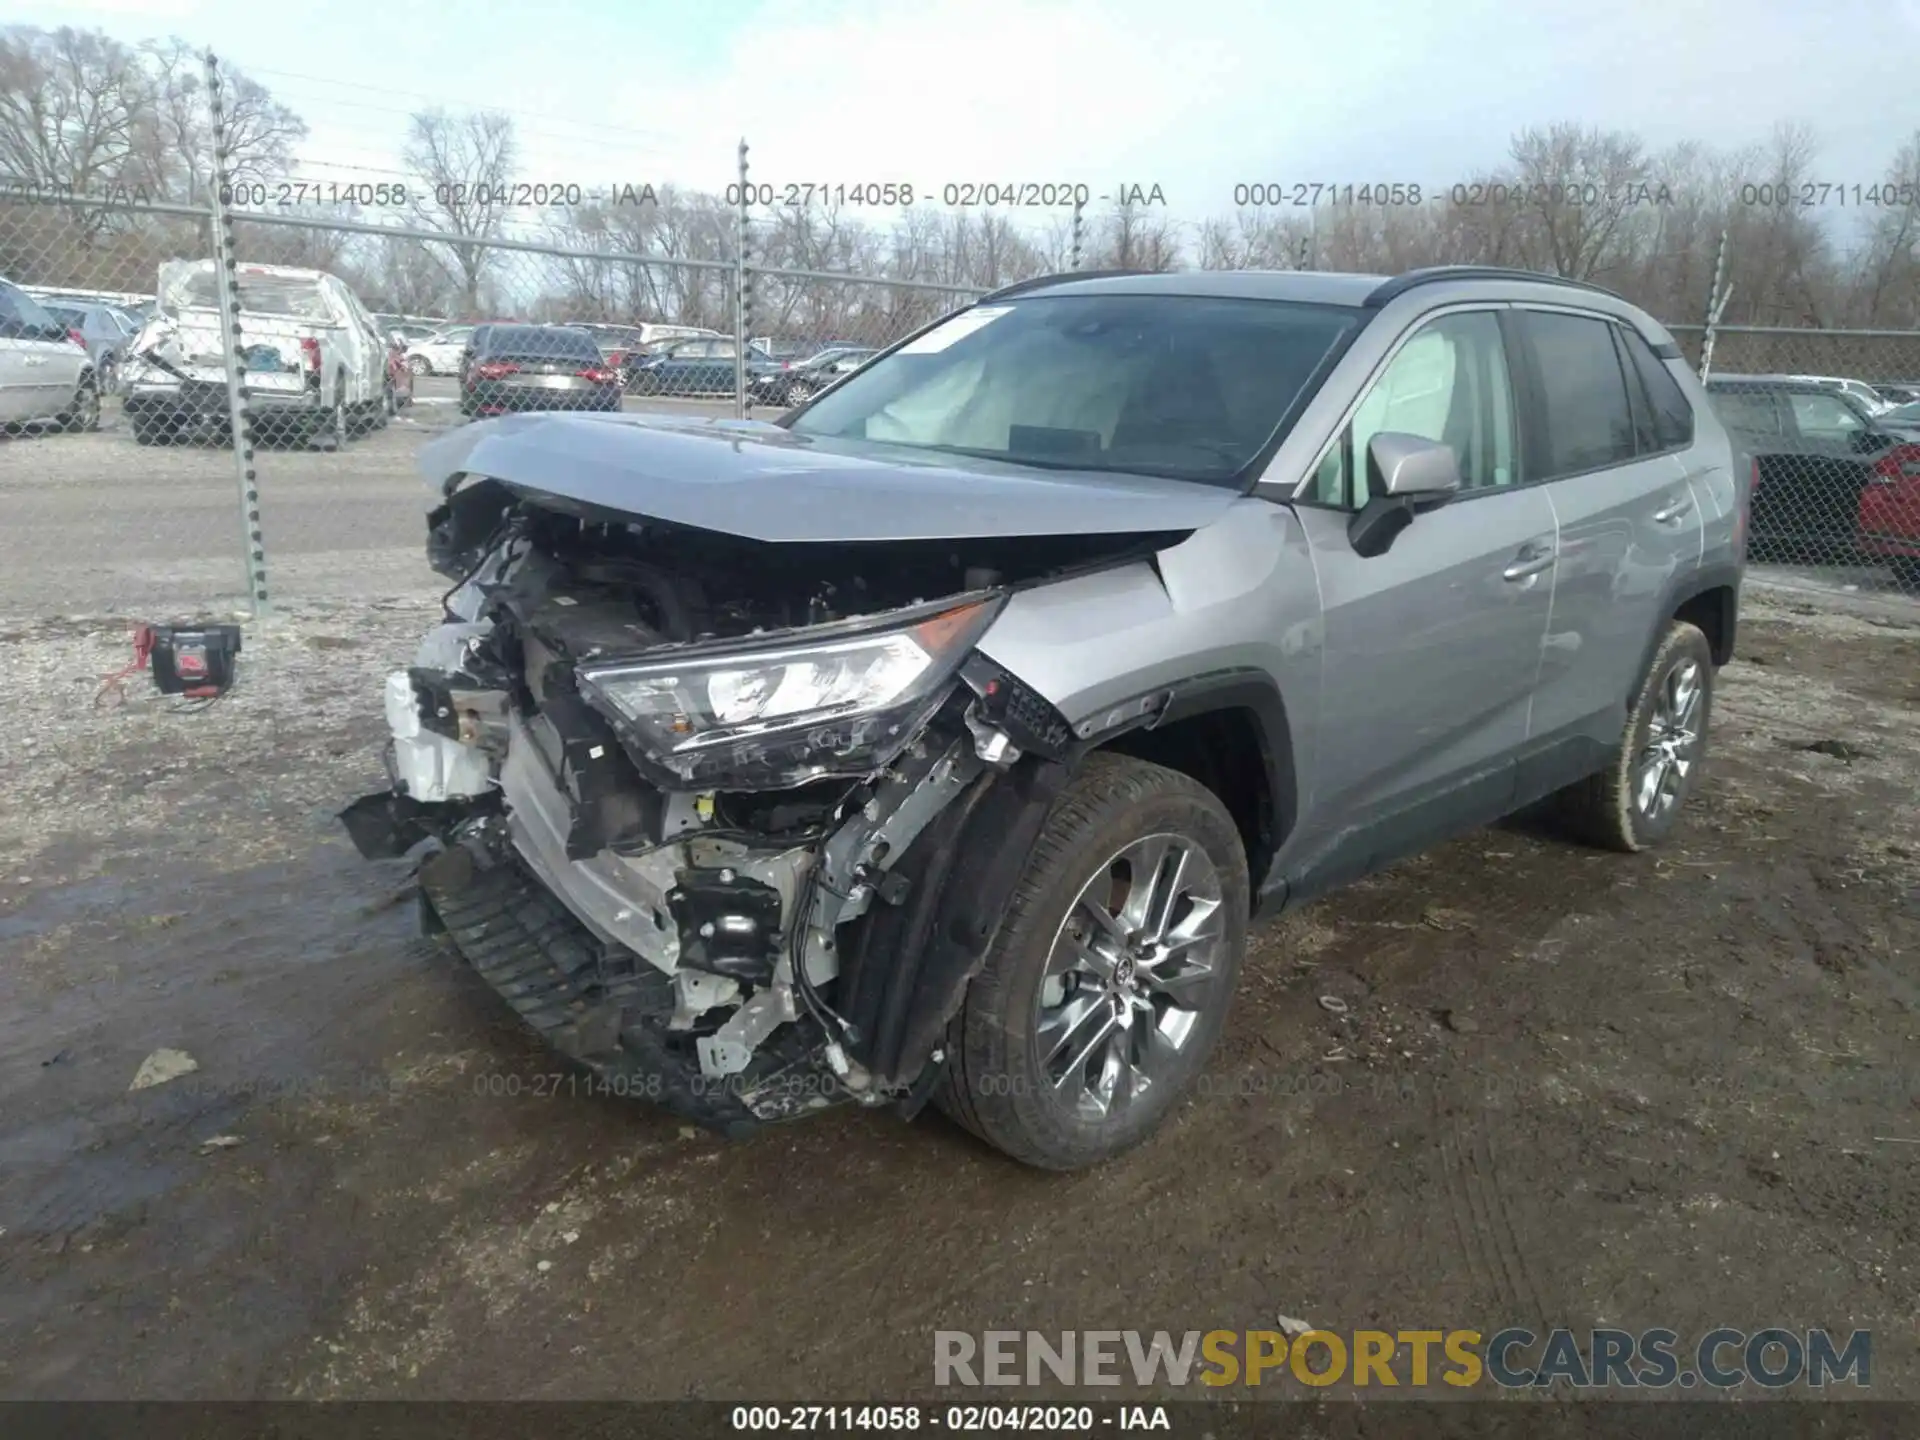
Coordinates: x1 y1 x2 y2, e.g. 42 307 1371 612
1634 656 1703 819
1034 832 1227 1121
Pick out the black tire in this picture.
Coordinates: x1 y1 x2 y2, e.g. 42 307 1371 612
317 376 349 450
932 754 1249 1171
786 379 816 405
1557 620 1715 853
406 355 430 376
59 375 101 433
131 417 160 445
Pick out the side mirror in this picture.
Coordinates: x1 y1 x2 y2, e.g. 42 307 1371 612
1348 432 1462 558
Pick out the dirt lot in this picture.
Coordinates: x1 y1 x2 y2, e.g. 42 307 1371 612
0 561 1915 1403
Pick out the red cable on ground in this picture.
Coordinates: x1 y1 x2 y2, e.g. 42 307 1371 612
93 624 157 709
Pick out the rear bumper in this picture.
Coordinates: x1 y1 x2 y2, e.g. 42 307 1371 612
126 385 321 421
463 381 622 414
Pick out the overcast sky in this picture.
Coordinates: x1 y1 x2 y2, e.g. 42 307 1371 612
18 0 1920 238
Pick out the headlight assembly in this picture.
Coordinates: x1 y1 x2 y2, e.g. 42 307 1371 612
575 596 1002 790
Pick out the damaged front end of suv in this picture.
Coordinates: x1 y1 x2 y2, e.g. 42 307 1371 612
340 412 1203 1140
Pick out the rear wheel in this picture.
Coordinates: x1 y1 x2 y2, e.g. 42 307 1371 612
933 754 1249 1170
59 375 101 433
317 375 349 450
1558 621 1715 852
407 355 430 375
786 379 816 405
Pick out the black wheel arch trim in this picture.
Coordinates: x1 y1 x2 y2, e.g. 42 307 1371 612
847 667 1298 1100
1636 562 1741 692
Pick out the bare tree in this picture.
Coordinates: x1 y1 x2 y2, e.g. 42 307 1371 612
0 26 155 240
403 108 516 317
141 39 305 204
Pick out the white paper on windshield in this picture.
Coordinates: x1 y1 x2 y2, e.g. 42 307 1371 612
899 306 1013 354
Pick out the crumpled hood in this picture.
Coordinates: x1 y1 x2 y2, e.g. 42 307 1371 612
417 411 1240 543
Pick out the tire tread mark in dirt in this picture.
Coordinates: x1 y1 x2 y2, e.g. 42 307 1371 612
1444 1111 1552 1333
1437 1122 1506 1317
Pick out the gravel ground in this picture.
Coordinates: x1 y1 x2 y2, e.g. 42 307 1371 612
0 579 1915 1405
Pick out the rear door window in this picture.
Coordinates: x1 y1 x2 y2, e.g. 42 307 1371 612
1515 310 1638 479
1709 390 1784 437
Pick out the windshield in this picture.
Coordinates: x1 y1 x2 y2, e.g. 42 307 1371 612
784 293 1361 485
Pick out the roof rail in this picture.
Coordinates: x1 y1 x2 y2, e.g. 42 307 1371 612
978 269 1157 302
1364 266 1626 308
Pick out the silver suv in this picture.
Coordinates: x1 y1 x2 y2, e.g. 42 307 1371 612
341 266 1744 1170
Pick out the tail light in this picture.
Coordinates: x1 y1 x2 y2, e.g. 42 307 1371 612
67 328 86 349
578 367 618 384
474 361 519 380
298 336 321 374
781 360 791 369
1869 444 1920 484
608 350 626 366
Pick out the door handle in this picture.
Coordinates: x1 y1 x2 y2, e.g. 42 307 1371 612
1502 544 1557 582
1653 496 1694 525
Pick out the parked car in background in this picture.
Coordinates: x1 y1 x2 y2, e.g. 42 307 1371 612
1877 399 1920 436
1873 383 1920 406
574 324 649 365
37 298 137 394
121 259 388 448
635 323 725 347
1707 374 1920 564
747 344 880 406
459 324 623 417
381 319 441 344
343 265 1742 1170
624 335 787 396
406 327 477 376
0 275 99 431
1788 374 1894 414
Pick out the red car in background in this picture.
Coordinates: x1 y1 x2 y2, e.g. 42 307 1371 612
1857 442 1920 589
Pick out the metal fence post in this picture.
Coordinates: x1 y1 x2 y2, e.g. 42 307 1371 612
1698 228 1730 384
203 50 270 618
1070 197 1084 271
733 138 750 420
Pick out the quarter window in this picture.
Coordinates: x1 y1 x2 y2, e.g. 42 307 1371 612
1617 327 1694 451
1518 311 1638 479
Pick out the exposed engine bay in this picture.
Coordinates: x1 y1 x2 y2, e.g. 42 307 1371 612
341 472 1178 1133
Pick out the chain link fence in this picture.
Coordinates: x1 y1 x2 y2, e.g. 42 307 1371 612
4 163 1919 617
1670 324 1920 594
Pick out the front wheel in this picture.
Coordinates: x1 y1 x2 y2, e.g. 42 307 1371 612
933 754 1249 1170
785 379 816 405
407 355 430 376
1558 620 1715 852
